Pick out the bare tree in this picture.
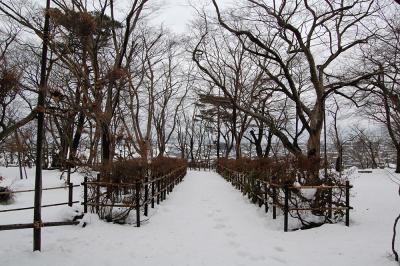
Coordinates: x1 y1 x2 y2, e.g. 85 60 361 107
347 126 383 169
0 23 39 142
360 3 400 172
153 39 190 157
120 26 165 161
195 0 381 183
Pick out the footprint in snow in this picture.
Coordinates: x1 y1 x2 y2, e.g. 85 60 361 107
214 217 227 222
250 255 266 262
228 240 240 247
225 231 237 238
213 223 226 229
236 250 249 257
270 256 286 264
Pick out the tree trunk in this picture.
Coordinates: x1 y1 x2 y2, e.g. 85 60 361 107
101 122 112 181
369 144 378 169
306 127 322 184
190 136 194 162
15 131 23 180
87 125 100 166
250 130 263 158
335 155 342 172
70 112 85 160
158 142 165 157
235 138 241 159
396 149 400 174
264 130 273 158
216 105 221 159
139 139 150 161
254 140 262 158
101 124 110 163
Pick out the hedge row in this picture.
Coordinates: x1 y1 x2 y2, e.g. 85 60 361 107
108 157 187 183
217 157 322 185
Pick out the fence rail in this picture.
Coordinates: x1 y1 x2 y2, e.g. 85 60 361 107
0 183 80 214
0 184 80 195
0 221 80 231
188 160 214 171
0 182 82 232
217 164 352 232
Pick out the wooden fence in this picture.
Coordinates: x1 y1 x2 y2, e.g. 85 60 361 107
217 164 353 232
82 165 187 227
188 160 215 171
0 183 80 231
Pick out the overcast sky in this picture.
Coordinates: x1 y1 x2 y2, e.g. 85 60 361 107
151 0 235 33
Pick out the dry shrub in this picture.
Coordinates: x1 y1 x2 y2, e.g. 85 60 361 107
150 157 187 178
218 157 297 185
111 159 148 183
217 156 348 229
97 157 188 184
218 156 326 185
91 157 187 223
0 186 14 204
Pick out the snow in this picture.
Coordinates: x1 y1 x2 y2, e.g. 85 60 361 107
0 167 399 265
57 206 82 222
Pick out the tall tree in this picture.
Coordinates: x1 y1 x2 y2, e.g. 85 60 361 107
195 0 380 182
360 4 400 172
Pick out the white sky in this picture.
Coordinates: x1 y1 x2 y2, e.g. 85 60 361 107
151 0 235 33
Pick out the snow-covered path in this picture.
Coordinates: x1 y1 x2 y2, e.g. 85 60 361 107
0 169 399 266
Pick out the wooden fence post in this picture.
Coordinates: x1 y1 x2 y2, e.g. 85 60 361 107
157 179 160 204
68 182 73 207
160 179 163 201
144 181 148 217
83 177 88 213
151 182 155 208
166 177 169 195
238 174 240 190
164 178 167 199
272 184 277 220
96 173 100 214
239 174 246 195
135 181 141 227
284 185 289 232
264 183 269 213
162 179 165 201
234 173 237 189
345 181 350 227
258 181 262 207
328 187 333 219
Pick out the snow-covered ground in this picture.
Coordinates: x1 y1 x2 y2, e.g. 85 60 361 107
0 167 399 266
